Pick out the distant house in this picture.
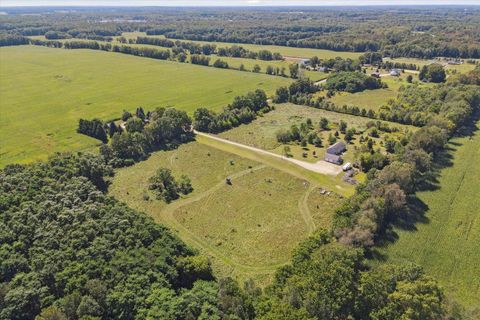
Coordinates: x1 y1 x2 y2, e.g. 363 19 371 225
298 59 311 67
318 66 328 72
327 141 346 155
390 69 401 76
371 71 381 78
447 60 461 65
324 153 343 165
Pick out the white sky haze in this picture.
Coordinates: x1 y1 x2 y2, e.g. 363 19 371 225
1 0 480 6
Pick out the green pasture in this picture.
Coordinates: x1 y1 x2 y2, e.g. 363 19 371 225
0 45 290 167
379 119 480 309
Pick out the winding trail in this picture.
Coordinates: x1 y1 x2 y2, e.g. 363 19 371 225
194 130 342 176
298 184 317 234
159 164 318 273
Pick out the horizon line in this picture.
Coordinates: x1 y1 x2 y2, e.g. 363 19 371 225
2 4 480 7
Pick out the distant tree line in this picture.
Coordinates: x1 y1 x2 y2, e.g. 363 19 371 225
31 40 172 61
378 61 418 71
0 33 29 46
3 7 480 58
190 54 210 66
313 57 362 72
136 36 283 61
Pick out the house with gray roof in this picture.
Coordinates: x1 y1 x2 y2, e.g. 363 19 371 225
326 141 346 155
324 153 343 165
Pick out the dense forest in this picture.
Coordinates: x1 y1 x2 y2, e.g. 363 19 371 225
1 6 479 58
0 154 221 319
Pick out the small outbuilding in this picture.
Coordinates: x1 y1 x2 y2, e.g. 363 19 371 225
298 59 311 67
324 153 343 165
371 71 381 78
390 69 401 76
326 141 346 155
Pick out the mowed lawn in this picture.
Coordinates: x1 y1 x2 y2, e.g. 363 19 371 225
0 45 290 166
110 141 342 284
379 120 480 308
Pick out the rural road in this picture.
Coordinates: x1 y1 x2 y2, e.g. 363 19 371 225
194 130 343 176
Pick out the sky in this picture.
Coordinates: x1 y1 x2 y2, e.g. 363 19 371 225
1 0 480 6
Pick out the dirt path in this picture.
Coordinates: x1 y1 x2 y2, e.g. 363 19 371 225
159 163 318 274
298 184 317 234
160 165 287 273
194 130 342 176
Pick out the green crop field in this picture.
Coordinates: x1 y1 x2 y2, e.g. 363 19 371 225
378 119 480 309
110 140 342 284
0 45 290 167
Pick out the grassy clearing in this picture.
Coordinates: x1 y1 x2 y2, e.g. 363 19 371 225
174 166 310 268
0 45 290 167
328 72 427 112
379 120 480 308
121 32 362 60
110 140 342 284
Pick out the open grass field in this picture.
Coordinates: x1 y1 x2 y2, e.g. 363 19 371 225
378 119 480 309
328 76 406 112
109 140 343 284
27 35 333 81
0 45 290 167
327 71 430 112
121 32 363 60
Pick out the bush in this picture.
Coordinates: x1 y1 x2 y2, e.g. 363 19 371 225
148 168 193 202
